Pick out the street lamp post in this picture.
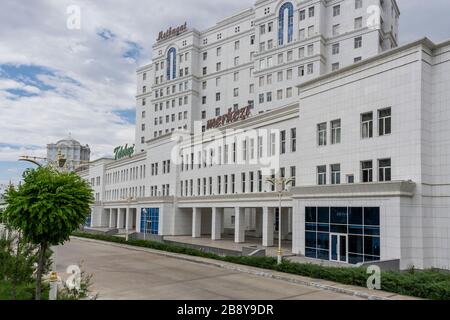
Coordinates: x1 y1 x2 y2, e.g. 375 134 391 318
266 176 294 265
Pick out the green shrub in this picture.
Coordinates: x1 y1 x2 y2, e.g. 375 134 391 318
72 231 450 300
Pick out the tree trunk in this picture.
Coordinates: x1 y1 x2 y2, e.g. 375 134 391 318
35 242 47 300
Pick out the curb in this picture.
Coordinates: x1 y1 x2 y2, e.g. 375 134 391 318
70 236 402 300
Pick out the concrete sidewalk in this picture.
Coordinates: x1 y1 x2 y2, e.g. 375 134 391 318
69 236 419 300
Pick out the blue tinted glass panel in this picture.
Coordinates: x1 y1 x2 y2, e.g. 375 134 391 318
317 232 329 250
349 225 363 235
317 223 330 232
305 248 317 259
364 207 380 226
305 223 317 231
348 254 364 264
318 207 329 223
317 250 329 260
330 224 347 234
305 231 317 248
364 226 380 236
331 207 347 224
348 207 363 225
348 235 363 254
305 207 317 222
364 236 380 256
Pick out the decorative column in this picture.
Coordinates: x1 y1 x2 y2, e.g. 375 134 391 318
235 207 245 243
211 208 223 240
263 207 274 247
109 209 113 228
192 207 201 238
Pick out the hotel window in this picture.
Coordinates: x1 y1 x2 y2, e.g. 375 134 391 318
308 25 315 37
250 35 255 45
249 84 254 94
257 136 263 158
266 92 272 102
217 176 222 195
318 122 327 146
202 81 207 89
250 138 255 160
242 140 247 161
209 177 213 195
217 47 222 56
361 161 373 183
332 24 340 36
307 44 314 56
270 170 276 191
333 5 341 17
277 53 283 64
259 76 265 87
280 130 286 154
291 128 297 152
259 93 265 104
259 42 266 52
241 173 246 193
216 92 221 101
268 22 273 32
250 172 254 192
231 174 236 193
290 166 296 187
299 47 305 58
331 119 341 144
203 178 207 195
260 25 266 35
224 175 228 194
309 6 315 17
202 52 207 60
298 66 305 77
300 10 305 21
270 133 277 156
361 112 373 139
355 17 363 29
267 74 272 85
234 56 240 66
232 143 236 163
215 107 220 117
216 77 221 86
203 67 207 75
277 89 283 100
354 56 362 63
217 33 222 40
141 111 146 119
332 63 340 71
378 107 391 136
235 40 240 50
287 50 293 62
258 171 263 192
260 58 266 69
286 87 292 98
317 166 327 185
299 29 305 40
355 0 363 9
234 72 239 82
331 164 341 185
355 36 363 48
277 71 283 82
379 159 391 182
287 69 293 80
202 96 206 105
216 62 221 72
234 88 239 97
267 40 273 50
332 43 340 55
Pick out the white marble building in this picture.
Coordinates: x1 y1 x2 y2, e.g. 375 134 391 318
79 0 450 270
47 135 90 171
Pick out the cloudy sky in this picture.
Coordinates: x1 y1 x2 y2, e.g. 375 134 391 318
0 0 449 187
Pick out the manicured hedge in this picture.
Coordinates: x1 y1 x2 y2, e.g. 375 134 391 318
72 231 450 300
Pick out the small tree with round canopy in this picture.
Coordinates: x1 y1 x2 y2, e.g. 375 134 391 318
3 166 93 300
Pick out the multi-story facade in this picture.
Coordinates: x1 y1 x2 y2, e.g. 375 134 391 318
80 1 450 270
135 0 399 152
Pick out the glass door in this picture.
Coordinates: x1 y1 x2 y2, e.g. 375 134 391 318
330 233 348 263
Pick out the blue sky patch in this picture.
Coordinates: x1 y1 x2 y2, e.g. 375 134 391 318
113 109 136 124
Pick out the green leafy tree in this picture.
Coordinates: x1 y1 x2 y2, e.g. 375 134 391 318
3 167 93 300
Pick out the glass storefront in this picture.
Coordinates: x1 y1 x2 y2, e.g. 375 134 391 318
305 207 380 264
140 208 159 235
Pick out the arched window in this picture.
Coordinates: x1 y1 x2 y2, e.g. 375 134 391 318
278 2 294 46
166 47 177 81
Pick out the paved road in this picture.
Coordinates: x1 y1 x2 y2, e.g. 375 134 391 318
55 238 363 300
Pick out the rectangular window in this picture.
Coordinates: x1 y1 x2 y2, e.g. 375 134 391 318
332 43 340 55
241 172 246 193
355 17 363 29
317 166 327 185
291 128 297 152
355 36 363 48
361 161 373 183
258 170 262 192
355 0 363 10
309 6 315 18
318 123 327 146
331 164 341 185
378 159 391 182
300 10 306 21
378 107 391 136
333 5 340 17
231 174 236 193
290 166 296 187
361 112 373 139
331 119 341 144
280 130 286 154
